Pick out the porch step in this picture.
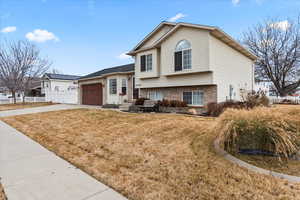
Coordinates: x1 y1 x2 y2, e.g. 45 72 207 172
119 103 132 111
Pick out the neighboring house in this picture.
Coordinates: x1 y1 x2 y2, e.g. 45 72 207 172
254 80 275 97
78 64 136 105
41 73 81 104
127 21 256 111
26 77 43 97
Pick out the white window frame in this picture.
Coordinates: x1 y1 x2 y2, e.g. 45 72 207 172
121 78 127 95
175 40 192 71
146 54 152 71
109 79 117 95
182 90 204 106
147 91 163 101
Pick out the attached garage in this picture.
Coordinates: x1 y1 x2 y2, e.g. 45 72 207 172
82 83 103 106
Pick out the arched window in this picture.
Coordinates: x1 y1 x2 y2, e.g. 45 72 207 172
174 40 192 71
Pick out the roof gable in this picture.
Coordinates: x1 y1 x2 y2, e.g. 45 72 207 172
128 22 257 61
132 22 175 51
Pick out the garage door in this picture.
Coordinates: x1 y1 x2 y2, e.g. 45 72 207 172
82 83 103 106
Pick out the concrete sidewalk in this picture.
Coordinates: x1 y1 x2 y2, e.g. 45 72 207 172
0 105 127 200
0 104 87 117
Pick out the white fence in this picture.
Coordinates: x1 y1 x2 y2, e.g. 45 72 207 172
269 96 300 104
0 97 46 104
45 90 78 104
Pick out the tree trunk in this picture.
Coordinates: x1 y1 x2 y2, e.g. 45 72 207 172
22 92 26 104
11 90 16 104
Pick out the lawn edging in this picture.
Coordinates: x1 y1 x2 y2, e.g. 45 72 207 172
214 137 300 183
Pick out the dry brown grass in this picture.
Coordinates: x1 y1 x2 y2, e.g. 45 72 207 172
0 102 54 111
2 109 300 199
216 107 300 160
0 183 6 200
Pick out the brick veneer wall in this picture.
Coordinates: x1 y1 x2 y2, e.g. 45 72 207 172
139 85 217 106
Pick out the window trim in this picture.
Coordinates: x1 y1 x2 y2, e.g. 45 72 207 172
147 91 163 101
121 78 127 95
141 53 153 72
109 78 117 95
182 90 204 106
174 40 192 71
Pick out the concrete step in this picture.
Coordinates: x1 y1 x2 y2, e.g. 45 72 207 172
119 103 132 111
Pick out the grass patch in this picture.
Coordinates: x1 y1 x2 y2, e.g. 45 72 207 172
0 102 54 111
2 109 300 199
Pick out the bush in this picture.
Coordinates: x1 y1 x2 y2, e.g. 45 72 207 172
135 98 149 105
243 91 269 108
157 99 187 107
216 107 300 161
206 92 270 117
206 101 245 117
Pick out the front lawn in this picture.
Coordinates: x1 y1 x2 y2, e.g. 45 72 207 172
0 102 54 111
2 109 300 199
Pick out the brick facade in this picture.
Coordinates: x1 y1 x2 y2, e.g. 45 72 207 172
140 85 217 106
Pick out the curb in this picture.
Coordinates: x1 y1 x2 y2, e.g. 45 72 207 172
214 137 300 183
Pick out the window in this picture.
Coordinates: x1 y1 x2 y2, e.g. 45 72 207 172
121 79 127 95
140 54 152 72
109 79 117 94
146 54 152 71
183 91 203 105
147 91 163 101
174 40 192 71
54 86 59 92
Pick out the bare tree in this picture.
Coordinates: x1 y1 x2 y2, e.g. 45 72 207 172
242 17 300 96
49 68 62 74
0 40 51 103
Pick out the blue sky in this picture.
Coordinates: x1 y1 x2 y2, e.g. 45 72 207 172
0 0 299 76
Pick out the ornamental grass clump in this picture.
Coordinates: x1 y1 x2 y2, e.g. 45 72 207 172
216 107 300 161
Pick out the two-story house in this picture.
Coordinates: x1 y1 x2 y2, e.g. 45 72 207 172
127 21 256 110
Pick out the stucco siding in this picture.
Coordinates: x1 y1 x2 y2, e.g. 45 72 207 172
209 35 254 102
106 74 132 104
141 24 174 49
135 49 159 79
135 26 213 89
160 26 210 75
136 73 213 88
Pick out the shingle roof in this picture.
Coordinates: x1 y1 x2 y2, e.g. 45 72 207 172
44 73 81 80
79 63 134 80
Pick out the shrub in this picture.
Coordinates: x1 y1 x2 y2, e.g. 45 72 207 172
206 92 270 117
243 91 269 108
157 99 187 107
216 107 300 161
206 101 245 117
135 98 149 105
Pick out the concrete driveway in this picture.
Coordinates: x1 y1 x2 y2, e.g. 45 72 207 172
0 104 127 200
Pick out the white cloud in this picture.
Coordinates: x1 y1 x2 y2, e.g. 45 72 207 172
232 0 240 6
168 13 186 22
1 26 16 33
25 29 59 43
269 20 291 31
118 52 131 60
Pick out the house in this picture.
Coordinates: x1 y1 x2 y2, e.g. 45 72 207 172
127 21 256 111
78 64 136 105
41 73 81 104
